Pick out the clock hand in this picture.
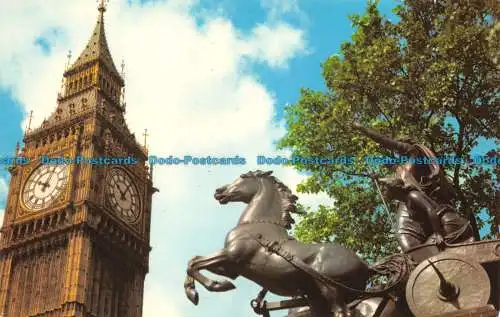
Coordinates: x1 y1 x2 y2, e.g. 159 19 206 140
37 179 50 192
123 183 134 199
43 170 56 190
117 183 131 200
39 167 56 192
111 178 126 195
123 183 133 194
121 185 133 200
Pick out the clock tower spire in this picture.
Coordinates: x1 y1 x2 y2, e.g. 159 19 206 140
0 3 155 317
60 0 124 112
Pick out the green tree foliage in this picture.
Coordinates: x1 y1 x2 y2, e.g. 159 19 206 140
279 0 499 262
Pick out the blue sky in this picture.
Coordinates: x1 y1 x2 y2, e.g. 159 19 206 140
0 0 495 316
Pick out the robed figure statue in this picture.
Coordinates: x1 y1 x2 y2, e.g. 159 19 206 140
352 123 475 252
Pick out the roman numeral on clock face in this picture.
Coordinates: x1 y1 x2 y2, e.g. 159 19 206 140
106 168 140 223
22 164 69 212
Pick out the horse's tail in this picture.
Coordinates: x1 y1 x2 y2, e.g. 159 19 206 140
366 253 416 294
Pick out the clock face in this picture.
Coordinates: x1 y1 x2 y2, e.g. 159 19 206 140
106 168 140 223
22 164 69 211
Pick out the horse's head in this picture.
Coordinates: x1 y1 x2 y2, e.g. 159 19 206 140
215 170 303 229
214 170 272 205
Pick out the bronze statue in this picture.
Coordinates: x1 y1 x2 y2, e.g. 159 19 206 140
352 123 475 251
184 170 413 317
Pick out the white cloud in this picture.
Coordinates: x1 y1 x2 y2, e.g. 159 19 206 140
142 286 183 317
242 23 308 69
260 0 301 21
0 1 330 316
0 178 7 197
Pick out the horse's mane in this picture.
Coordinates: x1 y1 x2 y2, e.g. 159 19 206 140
240 170 303 228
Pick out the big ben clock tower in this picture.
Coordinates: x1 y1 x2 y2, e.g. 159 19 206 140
0 2 156 316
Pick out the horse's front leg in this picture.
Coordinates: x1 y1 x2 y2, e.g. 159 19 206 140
185 249 236 304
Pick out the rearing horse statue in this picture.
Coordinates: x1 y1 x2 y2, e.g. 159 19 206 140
184 170 412 317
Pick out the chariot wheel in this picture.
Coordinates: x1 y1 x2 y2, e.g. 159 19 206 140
405 254 490 317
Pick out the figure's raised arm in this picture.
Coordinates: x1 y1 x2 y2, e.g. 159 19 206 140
351 122 414 154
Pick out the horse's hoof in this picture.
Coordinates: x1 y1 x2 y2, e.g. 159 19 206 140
186 288 199 305
220 280 236 291
210 280 236 292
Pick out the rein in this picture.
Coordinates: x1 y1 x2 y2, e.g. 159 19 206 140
247 232 411 298
236 217 411 299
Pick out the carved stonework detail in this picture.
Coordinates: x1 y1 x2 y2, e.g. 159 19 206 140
5 241 68 316
0 4 155 317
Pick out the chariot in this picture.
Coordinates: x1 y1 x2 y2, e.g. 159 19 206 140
274 238 500 317
402 238 500 317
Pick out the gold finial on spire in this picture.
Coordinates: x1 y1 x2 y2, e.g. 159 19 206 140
120 59 127 110
121 59 126 77
65 50 72 70
143 129 149 149
11 142 21 169
97 0 109 12
60 50 72 96
66 0 120 79
25 110 34 134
